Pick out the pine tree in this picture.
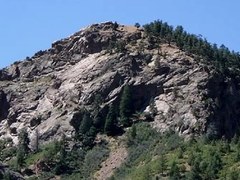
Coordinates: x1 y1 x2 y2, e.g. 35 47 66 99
93 94 103 115
205 150 222 179
169 160 180 180
166 33 172 46
134 22 141 28
18 129 30 155
59 134 67 162
159 153 167 175
55 134 68 175
234 144 240 162
93 94 104 129
113 21 119 30
77 111 94 147
16 147 25 169
120 85 133 127
187 155 202 180
16 129 30 169
104 104 117 136
130 125 137 139
79 112 92 134
82 126 97 148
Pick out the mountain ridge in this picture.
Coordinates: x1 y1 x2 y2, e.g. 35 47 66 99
1 20 240 179
0 21 240 146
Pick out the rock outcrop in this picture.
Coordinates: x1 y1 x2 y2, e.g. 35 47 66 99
0 22 239 146
0 163 24 179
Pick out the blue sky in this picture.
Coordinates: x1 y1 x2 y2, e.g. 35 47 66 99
0 0 239 68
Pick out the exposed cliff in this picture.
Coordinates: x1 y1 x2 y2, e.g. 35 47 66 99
0 22 239 149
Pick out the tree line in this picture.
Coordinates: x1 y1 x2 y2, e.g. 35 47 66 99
143 20 240 78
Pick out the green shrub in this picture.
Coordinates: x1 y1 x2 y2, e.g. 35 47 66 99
81 144 110 179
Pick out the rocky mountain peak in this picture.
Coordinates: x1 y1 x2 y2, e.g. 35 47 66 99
0 22 239 148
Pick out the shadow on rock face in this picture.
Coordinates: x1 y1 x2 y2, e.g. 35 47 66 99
131 84 164 112
0 90 10 121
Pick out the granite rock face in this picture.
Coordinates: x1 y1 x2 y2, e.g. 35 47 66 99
0 22 239 145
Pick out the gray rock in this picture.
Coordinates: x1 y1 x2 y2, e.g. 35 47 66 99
0 22 239 145
0 163 24 179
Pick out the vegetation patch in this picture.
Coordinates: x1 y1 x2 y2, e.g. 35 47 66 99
111 122 240 179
